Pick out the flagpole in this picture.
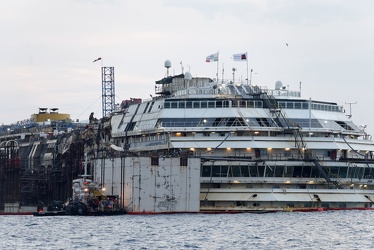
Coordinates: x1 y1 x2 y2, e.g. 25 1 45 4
246 52 249 85
216 51 219 83
221 63 224 83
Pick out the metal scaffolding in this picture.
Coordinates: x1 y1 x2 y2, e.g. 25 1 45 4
101 67 115 118
0 140 20 210
0 133 85 209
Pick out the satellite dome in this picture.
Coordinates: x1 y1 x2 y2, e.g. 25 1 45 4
164 60 171 69
184 71 192 80
275 81 283 90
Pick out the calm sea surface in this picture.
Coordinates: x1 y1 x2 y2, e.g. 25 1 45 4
1 210 373 249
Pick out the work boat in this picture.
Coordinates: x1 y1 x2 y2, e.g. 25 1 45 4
91 61 374 213
33 154 127 216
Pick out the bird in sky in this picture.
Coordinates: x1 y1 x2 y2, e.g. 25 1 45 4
286 43 288 46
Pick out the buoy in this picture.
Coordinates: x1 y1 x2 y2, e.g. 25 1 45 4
318 207 323 212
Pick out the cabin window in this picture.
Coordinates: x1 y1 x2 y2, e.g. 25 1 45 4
265 165 275 177
330 166 339 177
241 165 250 177
201 165 211 177
348 166 364 179
286 102 294 109
311 166 321 178
321 203 329 208
170 102 178 108
212 165 222 177
249 165 258 177
143 102 150 113
302 166 312 178
151 157 159 166
275 166 284 177
364 167 374 179
258 165 265 177
339 203 347 208
292 166 302 177
228 165 241 177
260 149 267 156
255 101 263 108
186 101 193 108
164 102 170 108
148 102 155 112
283 150 291 157
180 157 188 167
236 201 246 206
220 165 228 177
201 201 215 207
304 203 313 207
335 121 354 130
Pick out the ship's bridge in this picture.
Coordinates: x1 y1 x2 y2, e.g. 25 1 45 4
155 74 301 99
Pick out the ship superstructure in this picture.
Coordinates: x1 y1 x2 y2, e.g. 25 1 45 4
91 61 374 212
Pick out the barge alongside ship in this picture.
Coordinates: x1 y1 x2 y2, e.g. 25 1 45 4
1 60 374 214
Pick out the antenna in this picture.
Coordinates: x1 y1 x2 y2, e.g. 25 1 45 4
180 61 184 74
345 101 357 119
164 60 171 76
232 68 236 83
249 69 253 85
221 63 224 84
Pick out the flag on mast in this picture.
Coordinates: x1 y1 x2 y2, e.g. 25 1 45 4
206 53 219 62
93 57 102 63
233 53 247 61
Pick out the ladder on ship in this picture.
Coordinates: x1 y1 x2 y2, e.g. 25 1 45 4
261 91 346 188
261 92 306 159
311 157 346 189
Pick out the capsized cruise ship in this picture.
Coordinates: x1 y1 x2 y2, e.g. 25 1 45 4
85 60 374 213
1 61 374 213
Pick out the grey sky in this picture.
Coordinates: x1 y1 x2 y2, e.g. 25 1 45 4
1 0 374 136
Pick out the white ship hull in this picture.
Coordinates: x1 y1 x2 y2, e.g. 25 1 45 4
87 71 374 213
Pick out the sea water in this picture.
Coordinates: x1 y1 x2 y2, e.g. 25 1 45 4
1 210 373 249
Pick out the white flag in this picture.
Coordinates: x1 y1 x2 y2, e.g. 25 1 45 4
233 53 247 61
206 53 219 62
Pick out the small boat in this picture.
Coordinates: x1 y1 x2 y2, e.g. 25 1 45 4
33 154 127 216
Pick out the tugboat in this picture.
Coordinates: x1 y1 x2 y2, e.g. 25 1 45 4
34 154 127 216
65 175 126 216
